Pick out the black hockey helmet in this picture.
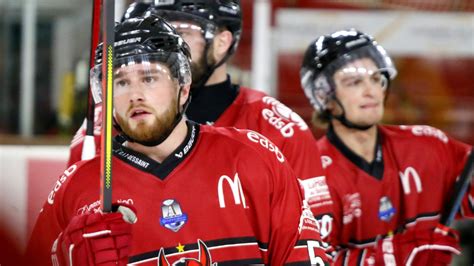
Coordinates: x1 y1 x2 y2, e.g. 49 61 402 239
148 0 242 55
90 15 192 146
121 1 153 22
300 29 397 115
146 0 242 88
92 15 192 101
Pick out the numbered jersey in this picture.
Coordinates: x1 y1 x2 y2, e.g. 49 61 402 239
312 125 473 265
28 123 329 265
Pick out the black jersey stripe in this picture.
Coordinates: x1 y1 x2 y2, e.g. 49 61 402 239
357 248 366 266
340 211 441 248
217 259 264 265
404 211 440 226
129 236 264 263
286 261 329 266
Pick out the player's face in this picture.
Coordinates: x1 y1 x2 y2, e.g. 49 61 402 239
171 21 216 84
113 62 180 143
330 58 387 126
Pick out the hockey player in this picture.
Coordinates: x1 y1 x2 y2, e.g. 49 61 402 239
300 28 474 265
27 16 329 265
67 1 326 206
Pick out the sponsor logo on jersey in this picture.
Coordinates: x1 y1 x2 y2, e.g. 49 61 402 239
261 96 308 138
217 173 248 209
378 196 396 222
175 125 196 158
247 131 285 163
400 125 448 143
47 164 78 205
321 155 332 169
298 200 321 234
399 167 423 195
158 239 216 266
117 150 150 169
342 193 362 224
299 176 332 206
77 198 134 215
160 199 188 232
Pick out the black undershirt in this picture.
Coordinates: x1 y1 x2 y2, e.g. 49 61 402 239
186 75 239 125
327 125 384 180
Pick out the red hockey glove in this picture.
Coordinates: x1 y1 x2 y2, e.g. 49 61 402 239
375 224 461 266
51 205 137 266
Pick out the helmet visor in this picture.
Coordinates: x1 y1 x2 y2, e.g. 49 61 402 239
301 44 396 113
333 59 389 92
90 52 191 103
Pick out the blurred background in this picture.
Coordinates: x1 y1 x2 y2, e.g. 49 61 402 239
0 0 473 264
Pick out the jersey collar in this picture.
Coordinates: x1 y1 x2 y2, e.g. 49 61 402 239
327 125 384 180
113 120 200 180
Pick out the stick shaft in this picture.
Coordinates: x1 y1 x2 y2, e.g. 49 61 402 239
81 0 102 160
440 149 474 226
100 0 115 213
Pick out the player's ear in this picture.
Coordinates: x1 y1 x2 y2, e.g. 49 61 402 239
179 84 191 106
212 30 233 61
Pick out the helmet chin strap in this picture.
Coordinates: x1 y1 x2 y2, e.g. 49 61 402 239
191 39 232 90
330 97 374 131
117 86 191 147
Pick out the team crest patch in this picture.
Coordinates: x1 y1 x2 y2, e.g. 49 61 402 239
378 196 396 222
158 239 216 266
160 199 188 232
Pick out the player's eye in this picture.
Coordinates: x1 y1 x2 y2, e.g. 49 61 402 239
115 79 129 87
371 73 382 83
142 76 157 84
345 78 363 87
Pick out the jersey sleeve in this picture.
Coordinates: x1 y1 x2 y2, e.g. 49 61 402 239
280 128 326 181
441 137 473 219
240 130 329 265
269 155 329 265
25 163 82 265
416 125 474 219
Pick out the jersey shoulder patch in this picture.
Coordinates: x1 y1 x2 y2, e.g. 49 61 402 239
391 125 449 144
239 88 310 138
201 125 286 164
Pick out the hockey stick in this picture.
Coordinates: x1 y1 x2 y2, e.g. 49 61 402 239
100 0 115 213
440 149 474 226
81 0 102 160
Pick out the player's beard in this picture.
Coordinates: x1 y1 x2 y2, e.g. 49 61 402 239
191 45 216 86
116 96 179 145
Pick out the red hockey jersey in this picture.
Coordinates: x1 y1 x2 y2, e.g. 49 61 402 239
67 88 324 183
28 123 329 265
312 125 473 265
